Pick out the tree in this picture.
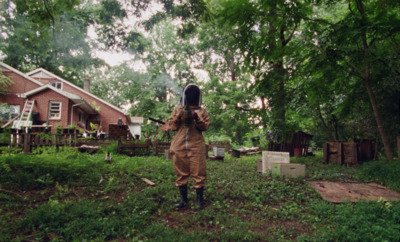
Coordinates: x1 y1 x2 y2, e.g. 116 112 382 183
0 73 13 95
90 18 198 121
214 0 313 133
0 0 148 85
302 0 400 160
143 19 197 102
89 64 172 120
1 1 94 81
195 22 258 143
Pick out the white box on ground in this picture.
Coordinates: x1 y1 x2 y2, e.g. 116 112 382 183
213 147 225 157
261 151 290 173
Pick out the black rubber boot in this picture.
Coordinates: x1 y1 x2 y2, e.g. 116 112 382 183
196 187 205 210
175 185 188 208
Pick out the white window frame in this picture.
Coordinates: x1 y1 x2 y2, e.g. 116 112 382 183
50 81 62 89
48 101 62 120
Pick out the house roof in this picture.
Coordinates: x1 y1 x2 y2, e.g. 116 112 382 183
26 68 127 115
0 62 44 87
20 84 98 114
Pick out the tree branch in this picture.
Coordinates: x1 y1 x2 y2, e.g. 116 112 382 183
344 59 365 79
348 0 356 16
283 25 297 46
42 0 55 39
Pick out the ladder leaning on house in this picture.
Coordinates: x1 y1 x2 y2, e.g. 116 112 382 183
12 99 35 129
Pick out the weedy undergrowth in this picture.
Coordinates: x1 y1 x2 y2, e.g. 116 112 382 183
0 150 399 240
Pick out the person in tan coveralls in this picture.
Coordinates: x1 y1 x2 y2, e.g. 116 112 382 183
168 84 210 209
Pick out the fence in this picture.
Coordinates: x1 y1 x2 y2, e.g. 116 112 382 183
2 130 239 158
4 132 114 153
1 130 163 156
117 139 152 156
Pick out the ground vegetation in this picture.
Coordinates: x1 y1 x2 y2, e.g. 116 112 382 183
1 147 400 240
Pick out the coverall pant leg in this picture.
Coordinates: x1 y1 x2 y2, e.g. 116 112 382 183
172 150 206 189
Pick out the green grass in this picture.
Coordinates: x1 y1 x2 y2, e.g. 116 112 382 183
0 148 399 241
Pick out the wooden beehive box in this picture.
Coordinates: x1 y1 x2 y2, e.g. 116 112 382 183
323 140 376 165
208 141 230 151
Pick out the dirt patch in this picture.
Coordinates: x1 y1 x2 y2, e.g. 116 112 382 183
308 181 400 203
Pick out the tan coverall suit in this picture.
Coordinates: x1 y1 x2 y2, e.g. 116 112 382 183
168 105 210 188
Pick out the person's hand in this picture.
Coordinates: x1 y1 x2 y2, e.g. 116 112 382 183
192 111 199 121
177 107 184 120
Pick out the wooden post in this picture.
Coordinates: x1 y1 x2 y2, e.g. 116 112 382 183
55 134 60 152
105 152 112 163
117 139 121 154
338 142 343 165
10 133 15 147
165 149 171 160
17 132 23 148
23 133 31 154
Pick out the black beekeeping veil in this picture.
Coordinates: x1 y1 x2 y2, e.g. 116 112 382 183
181 84 201 106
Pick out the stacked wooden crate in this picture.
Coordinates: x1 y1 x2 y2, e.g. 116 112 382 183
323 139 376 165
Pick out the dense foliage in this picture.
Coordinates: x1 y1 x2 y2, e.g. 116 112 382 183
0 0 399 158
1 148 400 240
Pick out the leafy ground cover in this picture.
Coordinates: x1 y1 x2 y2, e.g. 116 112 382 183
1 147 400 241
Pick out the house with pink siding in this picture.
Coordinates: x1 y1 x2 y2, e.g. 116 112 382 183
0 62 142 136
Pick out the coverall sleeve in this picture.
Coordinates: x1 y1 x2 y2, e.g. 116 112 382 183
168 106 183 131
194 108 210 131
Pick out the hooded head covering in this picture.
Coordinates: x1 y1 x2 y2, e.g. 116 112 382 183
181 84 201 106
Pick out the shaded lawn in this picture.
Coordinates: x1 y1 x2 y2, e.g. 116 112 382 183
0 147 400 241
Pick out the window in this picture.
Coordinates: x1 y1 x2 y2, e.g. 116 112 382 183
48 102 61 119
50 82 62 89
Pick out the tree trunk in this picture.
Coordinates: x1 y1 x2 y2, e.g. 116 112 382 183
355 0 393 161
272 61 286 125
363 77 393 161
